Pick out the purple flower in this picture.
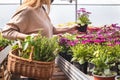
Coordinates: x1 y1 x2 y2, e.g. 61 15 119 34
93 39 106 44
80 8 86 12
77 8 91 25
115 40 120 45
59 38 68 46
86 12 91 14
81 40 94 44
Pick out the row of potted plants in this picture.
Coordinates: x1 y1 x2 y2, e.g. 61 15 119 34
57 24 120 80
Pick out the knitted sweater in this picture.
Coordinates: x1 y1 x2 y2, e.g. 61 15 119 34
2 6 54 40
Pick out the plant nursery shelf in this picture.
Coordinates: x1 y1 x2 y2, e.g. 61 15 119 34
56 55 94 80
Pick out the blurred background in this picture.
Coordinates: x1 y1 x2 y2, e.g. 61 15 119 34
0 0 120 28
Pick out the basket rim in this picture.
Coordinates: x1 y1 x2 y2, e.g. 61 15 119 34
8 50 55 64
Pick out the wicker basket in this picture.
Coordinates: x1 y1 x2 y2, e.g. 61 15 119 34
7 48 55 79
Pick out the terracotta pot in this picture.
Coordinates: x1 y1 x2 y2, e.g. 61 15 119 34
115 75 120 80
93 73 116 80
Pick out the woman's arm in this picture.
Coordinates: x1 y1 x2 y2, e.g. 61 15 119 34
2 28 28 40
53 24 80 34
2 24 29 40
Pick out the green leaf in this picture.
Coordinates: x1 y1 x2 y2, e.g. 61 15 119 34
23 42 29 51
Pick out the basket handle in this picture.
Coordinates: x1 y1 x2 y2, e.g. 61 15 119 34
29 46 34 61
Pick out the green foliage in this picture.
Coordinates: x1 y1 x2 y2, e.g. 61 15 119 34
0 32 12 49
12 34 60 62
70 44 94 64
70 41 120 76
77 8 92 26
91 45 118 76
77 14 91 26
0 38 11 47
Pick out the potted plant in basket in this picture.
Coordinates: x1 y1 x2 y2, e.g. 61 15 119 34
77 8 92 32
7 34 60 79
90 45 119 80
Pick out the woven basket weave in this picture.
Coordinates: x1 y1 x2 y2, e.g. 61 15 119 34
7 49 55 79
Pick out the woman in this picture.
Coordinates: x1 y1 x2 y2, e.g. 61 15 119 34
2 0 79 40
2 0 79 79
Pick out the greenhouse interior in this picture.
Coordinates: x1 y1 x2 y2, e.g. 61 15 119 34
0 0 120 80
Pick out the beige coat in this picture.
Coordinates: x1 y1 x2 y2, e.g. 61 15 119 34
2 6 54 40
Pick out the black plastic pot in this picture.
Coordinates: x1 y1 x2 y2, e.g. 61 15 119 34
73 61 88 74
59 52 72 62
77 24 88 32
110 62 120 75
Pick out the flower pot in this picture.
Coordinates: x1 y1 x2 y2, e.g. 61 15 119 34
92 72 117 80
73 61 88 74
111 62 120 75
77 24 88 32
115 75 120 80
88 63 95 75
59 52 72 62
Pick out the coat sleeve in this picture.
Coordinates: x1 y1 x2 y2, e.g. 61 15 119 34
2 8 31 40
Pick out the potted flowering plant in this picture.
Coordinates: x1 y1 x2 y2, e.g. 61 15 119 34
90 45 119 80
58 33 79 62
74 24 120 78
70 43 94 74
77 8 92 32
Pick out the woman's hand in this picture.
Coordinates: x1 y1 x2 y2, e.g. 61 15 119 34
30 33 38 37
53 24 80 34
67 24 80 34
70 24 80 30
